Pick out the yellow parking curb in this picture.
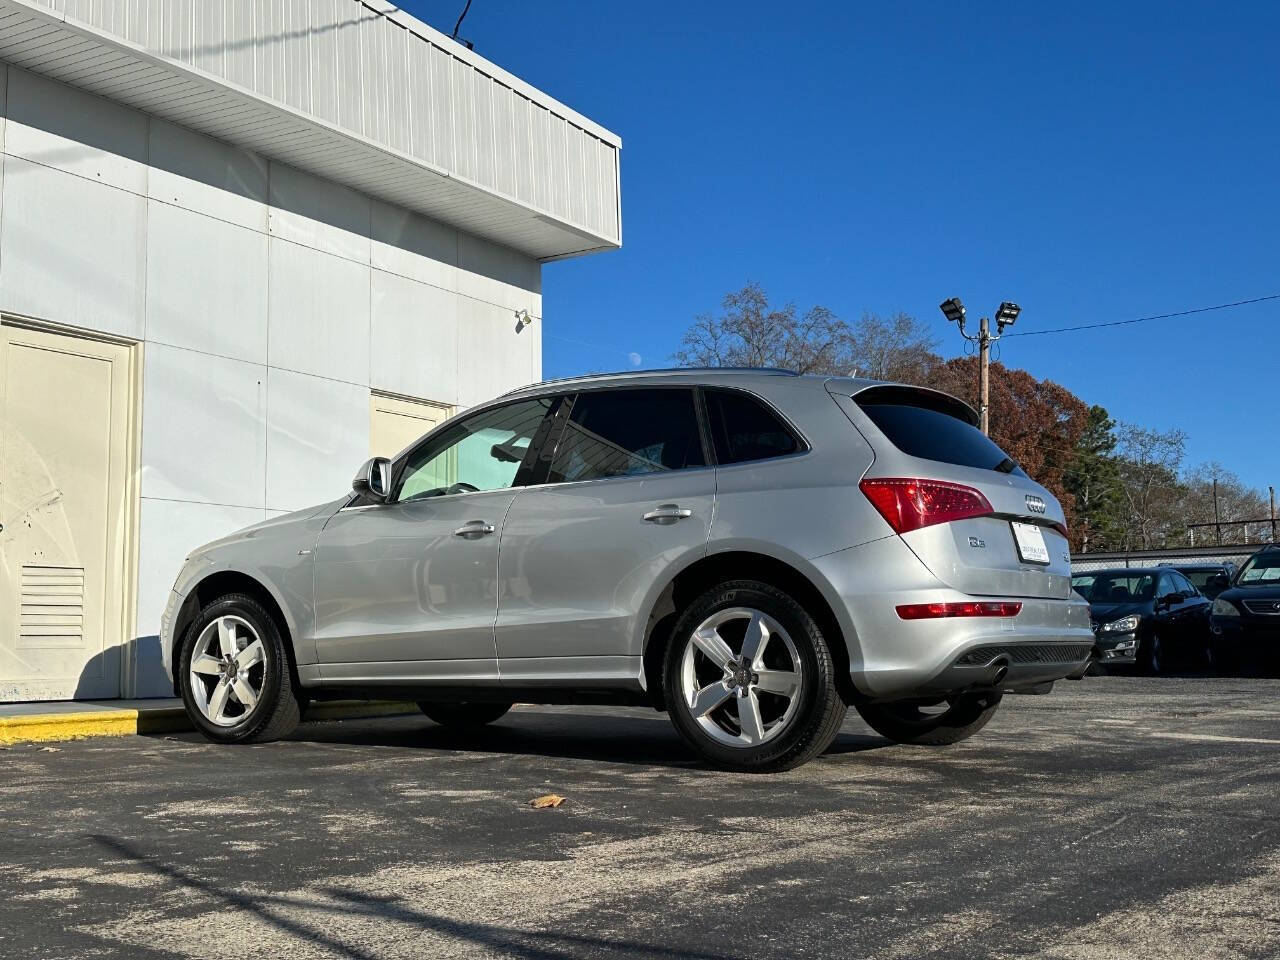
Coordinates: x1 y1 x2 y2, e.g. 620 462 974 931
0 701 416 745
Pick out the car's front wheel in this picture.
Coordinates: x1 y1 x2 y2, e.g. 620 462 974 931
662 580 846 773
178 593 300 744
855 694 1001 746
417 702 513 727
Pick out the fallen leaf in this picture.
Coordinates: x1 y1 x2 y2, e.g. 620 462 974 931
529 794 566 809
39 746 61 752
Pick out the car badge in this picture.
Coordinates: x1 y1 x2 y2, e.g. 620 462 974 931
1025 495 1047 514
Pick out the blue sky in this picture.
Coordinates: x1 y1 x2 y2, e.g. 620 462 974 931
402 1 1280 492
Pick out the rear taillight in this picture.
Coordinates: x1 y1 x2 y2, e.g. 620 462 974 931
896 601 1023 620
1049 520 1068 537
859 477 994 534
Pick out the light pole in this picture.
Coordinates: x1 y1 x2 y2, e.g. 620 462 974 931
939 298 1020 435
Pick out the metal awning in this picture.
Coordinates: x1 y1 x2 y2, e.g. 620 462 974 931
0 0 621 261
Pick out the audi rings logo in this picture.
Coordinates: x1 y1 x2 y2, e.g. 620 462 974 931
1025 495 1047 514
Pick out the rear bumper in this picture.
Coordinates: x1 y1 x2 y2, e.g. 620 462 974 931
812 536 1094 700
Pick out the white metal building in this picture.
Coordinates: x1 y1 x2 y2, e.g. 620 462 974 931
0 0 621 701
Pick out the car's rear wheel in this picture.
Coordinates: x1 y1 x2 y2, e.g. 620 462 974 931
855 693 1001 746
417 702 513 727
178 593 300 744
662 580 846 773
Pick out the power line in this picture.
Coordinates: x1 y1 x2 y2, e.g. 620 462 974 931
451 0 473 40
1004 293 1280 338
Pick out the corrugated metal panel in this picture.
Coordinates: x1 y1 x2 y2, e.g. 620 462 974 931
0 0 621 259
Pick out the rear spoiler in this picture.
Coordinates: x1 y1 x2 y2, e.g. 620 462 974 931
823 379 980 428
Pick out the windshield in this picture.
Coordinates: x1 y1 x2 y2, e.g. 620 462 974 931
1077 572 1156 605
1237 553 1280 586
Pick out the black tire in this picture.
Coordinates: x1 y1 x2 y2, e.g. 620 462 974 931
177 593 300 744
855 693 1001 746
417 701 513 727
662 580 847 773
1142 632 1167 675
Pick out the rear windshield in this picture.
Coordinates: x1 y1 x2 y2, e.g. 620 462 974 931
1178 569 1221 591
1079 573 1156 604
857 396 1024 474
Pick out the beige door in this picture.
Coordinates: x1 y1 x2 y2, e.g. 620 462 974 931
0 323 136 702
370 392 453 460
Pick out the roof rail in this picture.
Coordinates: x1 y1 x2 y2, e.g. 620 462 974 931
502 366 800 395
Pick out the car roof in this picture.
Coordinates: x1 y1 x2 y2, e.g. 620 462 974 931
501 367 809 399
499 367 971 410
1074 567 1170 576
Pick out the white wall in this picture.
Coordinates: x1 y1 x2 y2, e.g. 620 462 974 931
0 66 543 696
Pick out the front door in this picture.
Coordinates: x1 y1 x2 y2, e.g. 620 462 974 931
496 387 714 684
0 323 136 701
312 396 554 683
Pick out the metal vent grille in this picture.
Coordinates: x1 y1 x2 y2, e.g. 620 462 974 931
18 566 86 649
1242 600 1280 616
956 644 1093 667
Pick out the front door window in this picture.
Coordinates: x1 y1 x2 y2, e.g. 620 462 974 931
395 398 553 502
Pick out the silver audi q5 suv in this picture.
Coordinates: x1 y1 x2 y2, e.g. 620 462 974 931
163 369 1093 772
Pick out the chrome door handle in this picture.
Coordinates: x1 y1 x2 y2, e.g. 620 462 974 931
453 520 495 538
642 504 692 524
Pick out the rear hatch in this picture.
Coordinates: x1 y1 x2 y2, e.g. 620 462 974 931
830 382 1073 600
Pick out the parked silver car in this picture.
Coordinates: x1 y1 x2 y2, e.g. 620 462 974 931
162 369 1093 771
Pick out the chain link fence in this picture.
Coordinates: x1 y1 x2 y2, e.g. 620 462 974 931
1071 543 1262 573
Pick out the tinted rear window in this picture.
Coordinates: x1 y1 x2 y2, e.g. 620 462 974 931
705 389 800 464
857 399 1022 474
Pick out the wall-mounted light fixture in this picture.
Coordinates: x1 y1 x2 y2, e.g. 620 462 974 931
515 308 534 330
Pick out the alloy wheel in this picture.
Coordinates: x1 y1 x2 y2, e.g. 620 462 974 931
679 607 803 748
188 615 267 727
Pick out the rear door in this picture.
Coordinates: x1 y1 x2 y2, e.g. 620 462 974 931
495 387 714 684
839 385 1073 600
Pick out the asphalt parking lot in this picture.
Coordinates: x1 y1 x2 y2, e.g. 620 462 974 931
3 676 1279 960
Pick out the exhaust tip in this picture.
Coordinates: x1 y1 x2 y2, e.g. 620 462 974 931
991 655 1011 687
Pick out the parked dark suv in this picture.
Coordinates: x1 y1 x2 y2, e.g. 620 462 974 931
1071 567 1212 673
1208 546 1280 674
1175 562 1238 601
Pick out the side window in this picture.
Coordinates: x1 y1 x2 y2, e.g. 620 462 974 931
394 397 553 502
705 389 800 464
1173 572 1197 596
1156 573 1175 600
548 389 705 484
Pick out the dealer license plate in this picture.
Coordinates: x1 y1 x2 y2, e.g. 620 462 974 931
1010 521 1050 565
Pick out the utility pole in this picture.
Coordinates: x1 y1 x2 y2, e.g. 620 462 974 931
939 298 1020 436
1270 485 1276 543
1213 477 1222 546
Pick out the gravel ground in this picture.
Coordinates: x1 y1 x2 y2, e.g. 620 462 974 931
3 676 1279 959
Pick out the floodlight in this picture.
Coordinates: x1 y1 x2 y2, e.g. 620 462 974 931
995 301 1020 328
939 298 966 325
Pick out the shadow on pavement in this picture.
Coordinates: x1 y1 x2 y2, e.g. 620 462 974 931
91 834 743 960
158 707 894 769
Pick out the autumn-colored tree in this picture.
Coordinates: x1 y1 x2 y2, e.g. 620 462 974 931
922 358 1089 528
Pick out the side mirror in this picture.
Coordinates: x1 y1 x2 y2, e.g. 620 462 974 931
352 457 391 502
1158 592 1181 607
1210 572 1230 590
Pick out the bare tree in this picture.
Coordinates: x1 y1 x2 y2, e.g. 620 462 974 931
673 283 852 374
1181 462 1270 545
848 311 940 383
1114 425 1187 549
